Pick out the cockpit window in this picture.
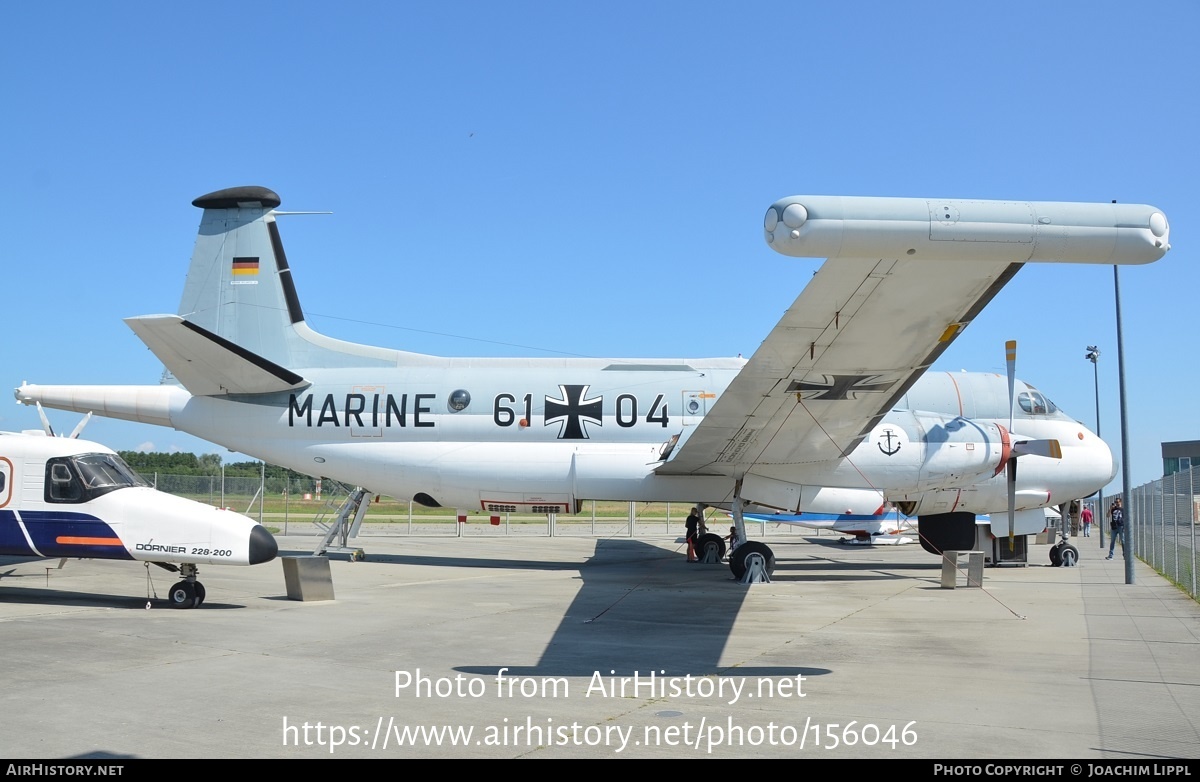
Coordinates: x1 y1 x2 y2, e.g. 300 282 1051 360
45 453 148 504
1017 390 1057 416
74 453 148 491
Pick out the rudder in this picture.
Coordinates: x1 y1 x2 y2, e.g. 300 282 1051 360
179 186 300 368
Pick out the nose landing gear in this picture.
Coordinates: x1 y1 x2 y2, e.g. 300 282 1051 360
169 563 205 608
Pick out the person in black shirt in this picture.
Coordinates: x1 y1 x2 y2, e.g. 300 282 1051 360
1106 498 1125 560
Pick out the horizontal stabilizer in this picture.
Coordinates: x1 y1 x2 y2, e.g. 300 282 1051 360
125 315 309 396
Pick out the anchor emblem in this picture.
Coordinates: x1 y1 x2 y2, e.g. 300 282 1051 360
878 428 901 456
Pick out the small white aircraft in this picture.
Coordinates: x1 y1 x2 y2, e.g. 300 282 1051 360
15 187 1170 579
740 507 915 546
0 428 278 607
739 506 1060 549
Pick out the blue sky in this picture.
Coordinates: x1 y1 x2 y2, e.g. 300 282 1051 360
1 2 1195 491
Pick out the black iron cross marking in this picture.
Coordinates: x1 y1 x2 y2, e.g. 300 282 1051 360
787 374 894 401
545 384 603 440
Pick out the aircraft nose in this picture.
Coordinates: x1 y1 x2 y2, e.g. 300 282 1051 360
1096 433 1119 484
249 524 279 564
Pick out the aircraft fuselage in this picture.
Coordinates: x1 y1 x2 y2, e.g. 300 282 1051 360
80 365 1110 518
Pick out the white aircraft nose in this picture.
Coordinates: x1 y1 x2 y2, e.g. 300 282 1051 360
1094 432 1119 484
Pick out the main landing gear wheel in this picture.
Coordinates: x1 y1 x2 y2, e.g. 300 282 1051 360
169 581 196 609
193 582 207 606
695 533 726 563
729 541 775 580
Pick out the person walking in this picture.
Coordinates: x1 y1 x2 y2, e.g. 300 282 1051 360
1081 505 1093 537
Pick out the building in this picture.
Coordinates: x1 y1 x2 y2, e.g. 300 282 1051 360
1162 440 1200 476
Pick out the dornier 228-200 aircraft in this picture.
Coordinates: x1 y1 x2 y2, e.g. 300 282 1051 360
16 187 1170 579
0 428 278 608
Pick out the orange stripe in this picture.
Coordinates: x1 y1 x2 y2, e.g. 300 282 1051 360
56 536 124 547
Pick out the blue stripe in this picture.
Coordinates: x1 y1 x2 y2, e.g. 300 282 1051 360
0 509 35 555
0 509 133 560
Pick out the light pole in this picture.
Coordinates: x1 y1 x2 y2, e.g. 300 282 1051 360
1086 346 1103 548
1114 266 1134 583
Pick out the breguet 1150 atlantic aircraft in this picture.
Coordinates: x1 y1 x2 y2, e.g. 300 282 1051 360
16 187 1170 579
0 426 277 607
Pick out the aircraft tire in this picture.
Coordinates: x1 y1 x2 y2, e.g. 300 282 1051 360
729 541 775 580
1049 543 1063 567
695 533 726 562
1059 544 1078 567
169 581 196 609
193 582 206 606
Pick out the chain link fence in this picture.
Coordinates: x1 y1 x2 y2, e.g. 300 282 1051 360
145 466 1200 596
1083 466 1200 601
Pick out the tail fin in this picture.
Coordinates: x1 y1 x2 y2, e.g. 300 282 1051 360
158 186 410 376
179 186 298 366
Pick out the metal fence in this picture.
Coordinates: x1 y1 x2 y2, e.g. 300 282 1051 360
138 471 813 541
145 468 1200 596
1083 466 1200 600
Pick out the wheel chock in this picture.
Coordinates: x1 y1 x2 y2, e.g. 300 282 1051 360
739 557 772 584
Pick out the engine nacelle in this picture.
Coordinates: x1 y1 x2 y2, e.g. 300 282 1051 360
847 411 1008 493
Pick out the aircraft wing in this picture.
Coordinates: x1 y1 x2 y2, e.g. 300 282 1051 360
656 255 1018 475
125 315 309 396
657 194 1170 479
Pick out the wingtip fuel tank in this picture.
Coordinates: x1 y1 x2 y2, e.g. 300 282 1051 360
765 195 1170 265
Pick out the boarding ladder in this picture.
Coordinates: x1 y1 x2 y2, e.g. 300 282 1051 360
312 481 372 561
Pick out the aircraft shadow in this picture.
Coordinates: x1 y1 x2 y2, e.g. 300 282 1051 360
770 559 941 583
287 549 605 572
450 539 829 679
752 540 941 584
0 559 250 610
0 587 250 610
